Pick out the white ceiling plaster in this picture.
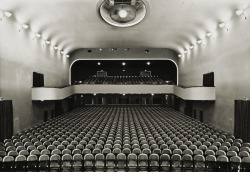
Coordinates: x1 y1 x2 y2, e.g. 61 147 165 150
0 0 249 56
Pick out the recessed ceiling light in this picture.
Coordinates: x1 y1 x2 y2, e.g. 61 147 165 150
97 62 101 65
183 50 187 54
60 51 65 55
178 54 182 57
123 69 125 72
122 62 126 66
190 45 194 49
99 48 102 51
93 93 96 96
122 93 125 96
146 62 150 65
54 46 58 50
151 93 154 96
65 54 70 58
119 9 128 18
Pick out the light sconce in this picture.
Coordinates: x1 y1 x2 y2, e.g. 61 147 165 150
19 24 29 32
32 33 41 40
219 22 228 31
236 9 247 19
0 11 12 20
42 40 50 46
206 32 216 39
197 40 202 44
45 40 50 45
206 32 212 37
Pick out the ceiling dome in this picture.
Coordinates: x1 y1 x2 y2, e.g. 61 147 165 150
100 0 147 27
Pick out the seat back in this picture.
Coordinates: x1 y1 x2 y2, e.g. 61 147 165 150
194 154 205 171
171 154 182 171
149 153 159 170
242 157 250 171
84 154 94 170
230 156 241 171
73 154 83 171
117 153 127 170
38 154 49 170
106 153 115 169
50 154 61 170
62 154 72 170
27 155 38 170
95 153 105 169
217 155 229 171
15 155 26 171
138 153 148 170
127 153 137 169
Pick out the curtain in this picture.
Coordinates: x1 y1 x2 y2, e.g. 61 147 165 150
235 100 250 142
0 100 13 141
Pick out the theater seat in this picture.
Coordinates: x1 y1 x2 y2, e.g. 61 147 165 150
138 153 148 171
62 154 72 171
117 153 126 171
15 155 26 171
38 154 49 172
73 154 83 172
84 154 94 171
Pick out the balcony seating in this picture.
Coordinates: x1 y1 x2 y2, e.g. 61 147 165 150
74 75 168 85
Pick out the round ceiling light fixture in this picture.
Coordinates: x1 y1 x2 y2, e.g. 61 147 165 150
100 0 147 27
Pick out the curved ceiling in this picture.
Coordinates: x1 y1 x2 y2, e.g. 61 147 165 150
1 0 249 56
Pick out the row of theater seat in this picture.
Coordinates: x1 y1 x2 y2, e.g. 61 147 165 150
74 76 167 85
0 105 250 171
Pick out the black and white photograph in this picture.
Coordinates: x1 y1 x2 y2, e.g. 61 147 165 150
0 0 250 171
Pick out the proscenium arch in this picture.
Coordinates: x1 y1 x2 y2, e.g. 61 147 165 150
69 58 179 85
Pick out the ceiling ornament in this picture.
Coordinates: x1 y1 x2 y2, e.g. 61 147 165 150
99 0 146 27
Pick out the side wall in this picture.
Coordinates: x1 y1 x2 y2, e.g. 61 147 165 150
178 15 250 134
0 19 69 133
